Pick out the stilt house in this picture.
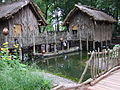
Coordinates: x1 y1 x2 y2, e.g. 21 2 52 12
0 0 47 48
63 4 116 50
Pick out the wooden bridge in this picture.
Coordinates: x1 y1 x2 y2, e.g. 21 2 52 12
52 46 120 90
86 67 120 90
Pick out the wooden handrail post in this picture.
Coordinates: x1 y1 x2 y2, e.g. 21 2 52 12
79 51 94 83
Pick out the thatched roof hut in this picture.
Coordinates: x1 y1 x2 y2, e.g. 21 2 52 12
63 4 116 25
63 4 116 50
0 0 47 48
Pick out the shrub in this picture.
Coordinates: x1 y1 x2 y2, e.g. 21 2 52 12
0 42 51 90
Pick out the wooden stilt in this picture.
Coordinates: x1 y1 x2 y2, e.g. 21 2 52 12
61 42 63 50
33 33 36 54
45 31 48 52
45 44 46 52
93 40 95 50
101 41 102 48
106 40 108 47
86 33 89 59
67 41 70 50
79 31 82 50
19 36 22 60
49 44 51 52
54 32 57 53
86 33 89 51
110 40 112 45
54 44 57 52
39 44 41 53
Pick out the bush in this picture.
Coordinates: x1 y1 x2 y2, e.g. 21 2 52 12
0 68 51 90
0 42 51 90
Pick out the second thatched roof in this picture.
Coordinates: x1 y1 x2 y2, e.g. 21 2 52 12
63 4 116 25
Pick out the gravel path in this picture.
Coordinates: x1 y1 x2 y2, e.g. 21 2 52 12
32 72 77 87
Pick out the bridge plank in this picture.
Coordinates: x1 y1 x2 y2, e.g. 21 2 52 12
87 69 120 90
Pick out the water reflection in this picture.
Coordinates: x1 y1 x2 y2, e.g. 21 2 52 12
30 51 91 82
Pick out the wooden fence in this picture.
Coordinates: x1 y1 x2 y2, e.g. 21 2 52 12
79 47 120 83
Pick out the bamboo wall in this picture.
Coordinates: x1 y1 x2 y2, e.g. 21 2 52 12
5 5 39 48
68 10 112 42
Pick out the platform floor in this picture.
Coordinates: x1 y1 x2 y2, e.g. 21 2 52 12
87 69 120 90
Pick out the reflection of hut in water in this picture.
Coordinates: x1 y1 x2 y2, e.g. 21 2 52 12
63 4 116 51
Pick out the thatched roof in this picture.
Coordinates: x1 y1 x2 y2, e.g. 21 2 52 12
0 0 47 25
63 4 116 25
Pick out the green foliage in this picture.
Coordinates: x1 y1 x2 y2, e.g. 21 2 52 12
0 42 51 90
0 68 51 90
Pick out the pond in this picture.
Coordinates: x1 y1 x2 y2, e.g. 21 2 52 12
29 51 91 82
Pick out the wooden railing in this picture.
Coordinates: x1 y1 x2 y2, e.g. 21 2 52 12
79 47 120 83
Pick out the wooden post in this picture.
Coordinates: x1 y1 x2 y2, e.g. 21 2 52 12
106 40 108 47
5 36 8 43
49 44 51 52
39 44 41 53
19 36 22 60
67 31 70 50
67 41 70 50
54 31 57 53
86 32 89 51
93 40 95 50
101 41 103 50
45 31 49 52
79 31 82 50
33 33 36 54
110 40 112 45
45 44 46 52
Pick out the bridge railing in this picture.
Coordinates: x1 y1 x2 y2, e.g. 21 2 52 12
79 46 120 83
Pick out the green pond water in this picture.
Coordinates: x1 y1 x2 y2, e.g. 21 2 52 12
30 51 91 82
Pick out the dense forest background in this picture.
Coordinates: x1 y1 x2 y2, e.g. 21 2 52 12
0 0 120 37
